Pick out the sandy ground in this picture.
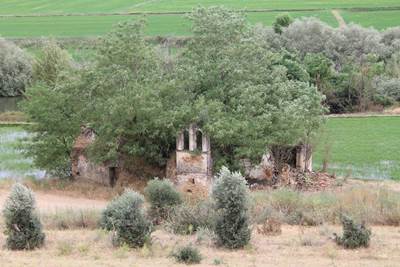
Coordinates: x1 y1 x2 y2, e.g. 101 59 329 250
0 225 400 267
0 189 107 212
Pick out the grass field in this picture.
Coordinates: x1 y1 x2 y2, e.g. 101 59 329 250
0 1 399 38
341 10 400 30
313 116 400 180
0 11 337 38
1 0 400 15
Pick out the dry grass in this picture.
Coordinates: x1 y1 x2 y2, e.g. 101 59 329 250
0 226 400 267
0 111 27 122
251 183 400 226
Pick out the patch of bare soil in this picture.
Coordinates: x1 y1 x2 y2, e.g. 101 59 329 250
0 226 400 267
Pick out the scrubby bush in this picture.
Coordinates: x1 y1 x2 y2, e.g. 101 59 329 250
2 183 45 250
100 189 151 248
171 245 202 264
0 38 32 96
144 179 182 222
32 40 73 86
335 215 371 249
166 201 215 235
212 167 251 249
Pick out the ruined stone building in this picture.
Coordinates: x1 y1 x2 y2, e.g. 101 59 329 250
71 124 311 190
173 124 212 194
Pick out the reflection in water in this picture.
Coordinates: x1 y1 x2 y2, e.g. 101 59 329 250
0 97 23 113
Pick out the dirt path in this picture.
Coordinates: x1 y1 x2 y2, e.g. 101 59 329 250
332 9 346 28
0 189 107 211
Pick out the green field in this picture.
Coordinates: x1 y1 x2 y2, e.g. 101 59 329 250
342 10 400 30
313 116 400 180
0 10 337 38
0 0 399 38
1 0 400 15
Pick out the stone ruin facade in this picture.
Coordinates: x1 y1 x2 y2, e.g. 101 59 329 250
71 125 312 190
71 126 118 186
173 124 212 194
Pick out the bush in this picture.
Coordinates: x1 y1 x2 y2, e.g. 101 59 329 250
0 38 32 96
172 245 202 264
32 40 73 86
144 179 182 222
335 215 371 249
166 201 215 235
100 189 152 248
212 167 251 249
2 183 45 250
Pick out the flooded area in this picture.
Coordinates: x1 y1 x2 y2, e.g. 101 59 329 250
0 126 45 180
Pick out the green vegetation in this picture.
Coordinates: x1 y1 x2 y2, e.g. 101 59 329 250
171 245 202 264
335 215 371 249
342 10 400 30
100 189 152 248
0 11 338 38
21 8 325 175
314 117 400 180
2 183 45 250
213 167 251 249
1 0 399 15
0 1 399 38
144 179 182 222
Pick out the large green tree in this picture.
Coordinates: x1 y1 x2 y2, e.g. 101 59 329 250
22 8 325 176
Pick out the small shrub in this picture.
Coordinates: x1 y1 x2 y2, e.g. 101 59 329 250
172 245 202 264
144 179 182 223
335 215 371 249
100 189 152 248
166 201 215 235
212 167 251 249
2 183 45 250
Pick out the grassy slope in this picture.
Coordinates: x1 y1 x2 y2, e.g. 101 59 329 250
341 10 400 30
313 117 400 180
0 11 337 37
0 0 399 14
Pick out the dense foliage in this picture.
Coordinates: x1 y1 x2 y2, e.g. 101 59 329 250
263 17 400 113
335 215 371 249
2 183 45 250
100 189 152 247
22 7 325 175
144 179 182 222
0 38 32 96
212 167 251 249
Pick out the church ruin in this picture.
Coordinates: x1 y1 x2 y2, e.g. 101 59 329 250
71 124 312 190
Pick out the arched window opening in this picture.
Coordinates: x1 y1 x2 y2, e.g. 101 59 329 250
196 130 203 151
183 130 189 150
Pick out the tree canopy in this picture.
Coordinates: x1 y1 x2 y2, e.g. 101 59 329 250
22 7 325 177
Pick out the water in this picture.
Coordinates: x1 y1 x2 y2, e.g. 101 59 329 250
0 126 46 180
0 96 23 113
